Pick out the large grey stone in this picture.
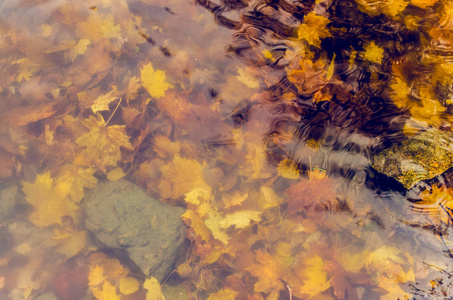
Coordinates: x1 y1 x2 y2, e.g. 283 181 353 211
83 179 186 281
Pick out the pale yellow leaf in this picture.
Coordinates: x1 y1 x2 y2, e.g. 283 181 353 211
107 167 126 181
91 90 118 113
119 277 140 295
207 288 238 300
67 38 91 62
88 265 106 286
144 277 165 300
141 63 172 98
298 13 332 48
219 210 261 229
91 280 121 300
205 212 229 245
277 159 300 179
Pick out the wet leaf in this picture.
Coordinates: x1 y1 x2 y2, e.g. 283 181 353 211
298 12 332 48
6 103 56 126
91 90 118 113
247 250 285 295
92 280 121 300
22 172 79 227
143 276 165 300
298 255 331 298
219 210 262 229
76 114 133 172
207 288 238 300
159 155 210 199
362 41 384 64
88 265 106 286
119 277 140 295
141 62 172 98
285 172 338 216
50 228 87 259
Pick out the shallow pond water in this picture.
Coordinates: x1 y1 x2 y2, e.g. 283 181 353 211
1 0 453 299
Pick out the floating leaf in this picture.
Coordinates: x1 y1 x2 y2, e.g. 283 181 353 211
298 12 332 48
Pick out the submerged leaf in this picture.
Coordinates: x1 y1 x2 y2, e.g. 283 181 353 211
141 62 172 98
298 12 332 48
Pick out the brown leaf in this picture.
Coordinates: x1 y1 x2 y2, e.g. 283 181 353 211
6 103 56 126
285 171 339 216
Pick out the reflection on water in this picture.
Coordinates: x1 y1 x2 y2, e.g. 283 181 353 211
1 0 453 299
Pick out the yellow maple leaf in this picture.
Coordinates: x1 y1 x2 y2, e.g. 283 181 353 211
67 38 91 62
415 185 453 224
119 277 140 295
298 12 332 48
355 0 408 17
185 187 212 206
56 164 97 203
181 210 212 242
77 13 121 42
88 265 106 286
76 114 133 172
298 255 331 298
13 58 39 82
362 41 384 64
99 15 122 40
247 250 285 294
207 288 238 300
91 280 121 300
141 62 172 98
204 211 229 245
159 155 210 199
91 90 118 113
389 76 411 108
40 24 53 37
22 172 79 227
278 159 300 179
143 276 165 300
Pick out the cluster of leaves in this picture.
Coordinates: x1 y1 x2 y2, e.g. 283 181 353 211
0 0 453 299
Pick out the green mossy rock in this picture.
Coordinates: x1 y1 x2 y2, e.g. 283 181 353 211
372 128 453 189
83 179 186 281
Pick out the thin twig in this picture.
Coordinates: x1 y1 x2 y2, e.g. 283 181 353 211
105 97 122 126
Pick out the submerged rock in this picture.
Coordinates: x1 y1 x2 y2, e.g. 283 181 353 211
0 185 17 224
372 128 453 189
83 179 186 281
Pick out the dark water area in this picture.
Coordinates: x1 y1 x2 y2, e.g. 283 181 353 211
1 0 453 299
